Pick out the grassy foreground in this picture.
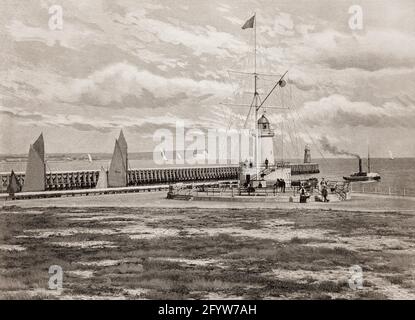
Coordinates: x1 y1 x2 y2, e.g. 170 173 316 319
0 205 414 299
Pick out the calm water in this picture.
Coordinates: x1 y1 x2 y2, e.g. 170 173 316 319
314 158 415 196
1 157 414 195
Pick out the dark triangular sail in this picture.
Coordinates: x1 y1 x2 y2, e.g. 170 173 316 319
33 133 45 160
108 139 127 187
7 170 21 195
118 130 128 160
22 143 46 192
118 130 128 183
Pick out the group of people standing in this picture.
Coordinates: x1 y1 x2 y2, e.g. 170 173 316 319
274 179 286 193
241 170 330 203
298 178 329 202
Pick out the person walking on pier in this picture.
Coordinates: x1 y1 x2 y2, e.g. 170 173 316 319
322 186 329 202
247 183 255 195
273 182 278 195
265 158 269 169
320 178 327 191
299 184 308 203
281 179 286 193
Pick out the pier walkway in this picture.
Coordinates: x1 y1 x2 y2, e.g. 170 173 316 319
0 166 239 193
0 180 237 201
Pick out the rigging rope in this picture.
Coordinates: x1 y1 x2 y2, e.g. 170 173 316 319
288 79 303 157
288 85 330 166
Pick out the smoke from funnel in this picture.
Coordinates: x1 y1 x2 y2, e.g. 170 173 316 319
319 136 360 159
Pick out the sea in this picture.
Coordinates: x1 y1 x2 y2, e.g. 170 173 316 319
314 157 415 196
1 155 414 197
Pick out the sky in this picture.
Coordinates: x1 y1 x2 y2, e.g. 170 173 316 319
1 0 414 158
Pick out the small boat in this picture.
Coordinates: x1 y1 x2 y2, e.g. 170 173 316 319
343 148 381 182
87 154 93 163
389 150 394 160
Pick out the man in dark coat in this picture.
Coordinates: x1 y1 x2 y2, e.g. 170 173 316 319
322 186 329 202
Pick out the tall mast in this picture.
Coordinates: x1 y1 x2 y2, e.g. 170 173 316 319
230 13 288 176
253 13 259 176
368 144 371 172
254 12 257 76
281 123 284 162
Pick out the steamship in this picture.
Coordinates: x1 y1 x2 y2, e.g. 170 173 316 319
343 154 381 182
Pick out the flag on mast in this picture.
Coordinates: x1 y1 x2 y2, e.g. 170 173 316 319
242 14 255 29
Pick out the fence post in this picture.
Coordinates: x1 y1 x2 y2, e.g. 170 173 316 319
403 188 406 197
388 187 391 195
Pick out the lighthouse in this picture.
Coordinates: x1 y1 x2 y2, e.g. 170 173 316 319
257 114 275 166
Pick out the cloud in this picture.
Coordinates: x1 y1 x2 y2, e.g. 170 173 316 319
114 10 249 57
294 28 415 71
224 16 244 26
56 62 233 107
2 0 415 156
0 105 44 122
298 94 415 128
0 104 198 133
217 3 231 13
260 12 295 37
6 20 99 50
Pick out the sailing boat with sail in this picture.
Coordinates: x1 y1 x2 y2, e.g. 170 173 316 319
389 150 395 160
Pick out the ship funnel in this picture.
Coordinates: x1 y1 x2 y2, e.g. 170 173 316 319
358 158 362 173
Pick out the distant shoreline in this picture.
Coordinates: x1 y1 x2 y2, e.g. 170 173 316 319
0 154 413 161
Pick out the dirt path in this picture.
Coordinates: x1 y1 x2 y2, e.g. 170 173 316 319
2 191 415 213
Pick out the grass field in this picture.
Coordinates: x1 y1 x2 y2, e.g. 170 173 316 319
0 200 414 299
